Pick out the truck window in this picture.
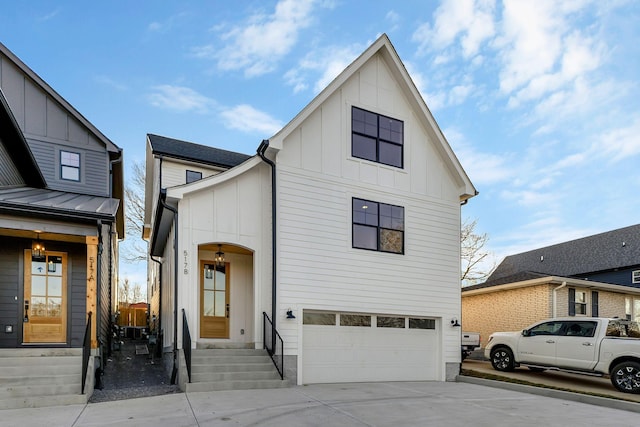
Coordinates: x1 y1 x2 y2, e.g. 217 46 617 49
528 321 563 336
564 321 597 337
607 320 640 338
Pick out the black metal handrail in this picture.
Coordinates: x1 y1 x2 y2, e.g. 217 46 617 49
81 311 92 394
182 309 192 383
263 312 284 379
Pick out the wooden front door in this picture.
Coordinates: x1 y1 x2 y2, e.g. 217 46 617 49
200 261 230 338
23 250 67 343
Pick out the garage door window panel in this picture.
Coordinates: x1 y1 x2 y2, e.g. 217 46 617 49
303 312 336 325
377 316 406 328
340 314 371 327
409 318 435 329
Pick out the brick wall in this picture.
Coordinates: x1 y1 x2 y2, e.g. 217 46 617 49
462 284 552 347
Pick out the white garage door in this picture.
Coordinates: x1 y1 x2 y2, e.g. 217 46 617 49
302 312 439 384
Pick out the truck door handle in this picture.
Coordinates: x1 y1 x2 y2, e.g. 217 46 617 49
582 342 593 346
545 340 555 344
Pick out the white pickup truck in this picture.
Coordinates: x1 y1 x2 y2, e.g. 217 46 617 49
485 317 640 393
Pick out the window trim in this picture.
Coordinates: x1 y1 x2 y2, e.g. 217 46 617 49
60 150 81 182
352 197 405 254
351 106 404 168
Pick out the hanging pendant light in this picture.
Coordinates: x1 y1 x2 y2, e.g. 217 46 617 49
32 233 45 259
215 244 225 267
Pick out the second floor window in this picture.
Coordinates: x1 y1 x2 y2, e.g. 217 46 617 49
633 270 640 284
186 170 203 184
60 151 80 181
352 197 404 254
352 106 403 168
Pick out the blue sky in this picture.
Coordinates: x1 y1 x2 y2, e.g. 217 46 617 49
2 0 639 288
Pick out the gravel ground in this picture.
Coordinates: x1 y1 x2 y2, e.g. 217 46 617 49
89 337 181 403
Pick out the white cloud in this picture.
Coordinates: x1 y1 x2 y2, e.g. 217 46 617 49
148 85 215 113
220 104 283 135
412 0 496 60
285 43 363 94
385 10 401 32
595 116 640 162
200 0 318 77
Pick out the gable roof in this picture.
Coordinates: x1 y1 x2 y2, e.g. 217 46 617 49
0 42 121 155
266 33 477 202
147 134 252 169
476 224 640 289
0 88 46 188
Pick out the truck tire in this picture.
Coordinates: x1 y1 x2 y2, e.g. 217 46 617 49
490 347 515 372
611 361 640 394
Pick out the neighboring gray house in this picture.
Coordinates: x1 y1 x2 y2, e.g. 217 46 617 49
0 42 124 408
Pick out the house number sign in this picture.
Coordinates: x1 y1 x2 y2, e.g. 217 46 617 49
183 250 188 275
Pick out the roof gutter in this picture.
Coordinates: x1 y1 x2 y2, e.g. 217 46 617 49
257 140 277 339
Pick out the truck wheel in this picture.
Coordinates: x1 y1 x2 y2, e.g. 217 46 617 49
490 347 515 372
611 361 640 394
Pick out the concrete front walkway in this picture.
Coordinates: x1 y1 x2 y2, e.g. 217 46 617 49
3 381 639 427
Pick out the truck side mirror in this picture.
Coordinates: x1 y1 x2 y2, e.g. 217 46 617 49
522 329 530 337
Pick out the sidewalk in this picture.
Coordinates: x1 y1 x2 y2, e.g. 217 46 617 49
3 380 639 427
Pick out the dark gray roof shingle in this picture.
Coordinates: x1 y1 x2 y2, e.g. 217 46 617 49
147 134 252 169
483 224 640 287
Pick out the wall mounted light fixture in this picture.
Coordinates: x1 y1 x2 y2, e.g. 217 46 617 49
451 318 461 327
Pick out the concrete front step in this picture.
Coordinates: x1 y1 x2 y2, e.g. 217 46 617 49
191 370 281 382
0 393 87 410
0 349 85 409
0 383 81 399
0 348 82 357
192 348 268 357
185 379 288 393
0 364 80 376
191 362 276 374
0 355 81 367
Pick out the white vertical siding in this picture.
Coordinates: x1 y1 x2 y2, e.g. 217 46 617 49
275 52 463 364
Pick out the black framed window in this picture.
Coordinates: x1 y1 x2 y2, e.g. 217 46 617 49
352 106 403 168
186 170 203 184
60 150 80 181
352 197 404 254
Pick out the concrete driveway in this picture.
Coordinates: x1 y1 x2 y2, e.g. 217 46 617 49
3 380 639 427
462 359 640 404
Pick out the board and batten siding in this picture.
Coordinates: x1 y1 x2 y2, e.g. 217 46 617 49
1 52 112 197
274 51 463 362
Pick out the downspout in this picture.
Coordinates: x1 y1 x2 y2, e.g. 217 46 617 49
107 223 114 357
257 140 277 346
159 191 179 384
552 281 567 318
150 255 163 357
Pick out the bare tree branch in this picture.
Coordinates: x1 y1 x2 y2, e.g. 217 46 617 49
461 218 495 286
121 160 147 263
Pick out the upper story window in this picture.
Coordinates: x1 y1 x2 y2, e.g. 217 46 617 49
186 170 203 184
60 150 80 181
352 197 404 254
351 106 404 168
633 270 640 284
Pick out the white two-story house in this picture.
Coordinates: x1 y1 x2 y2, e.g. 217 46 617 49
144 34 476 388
